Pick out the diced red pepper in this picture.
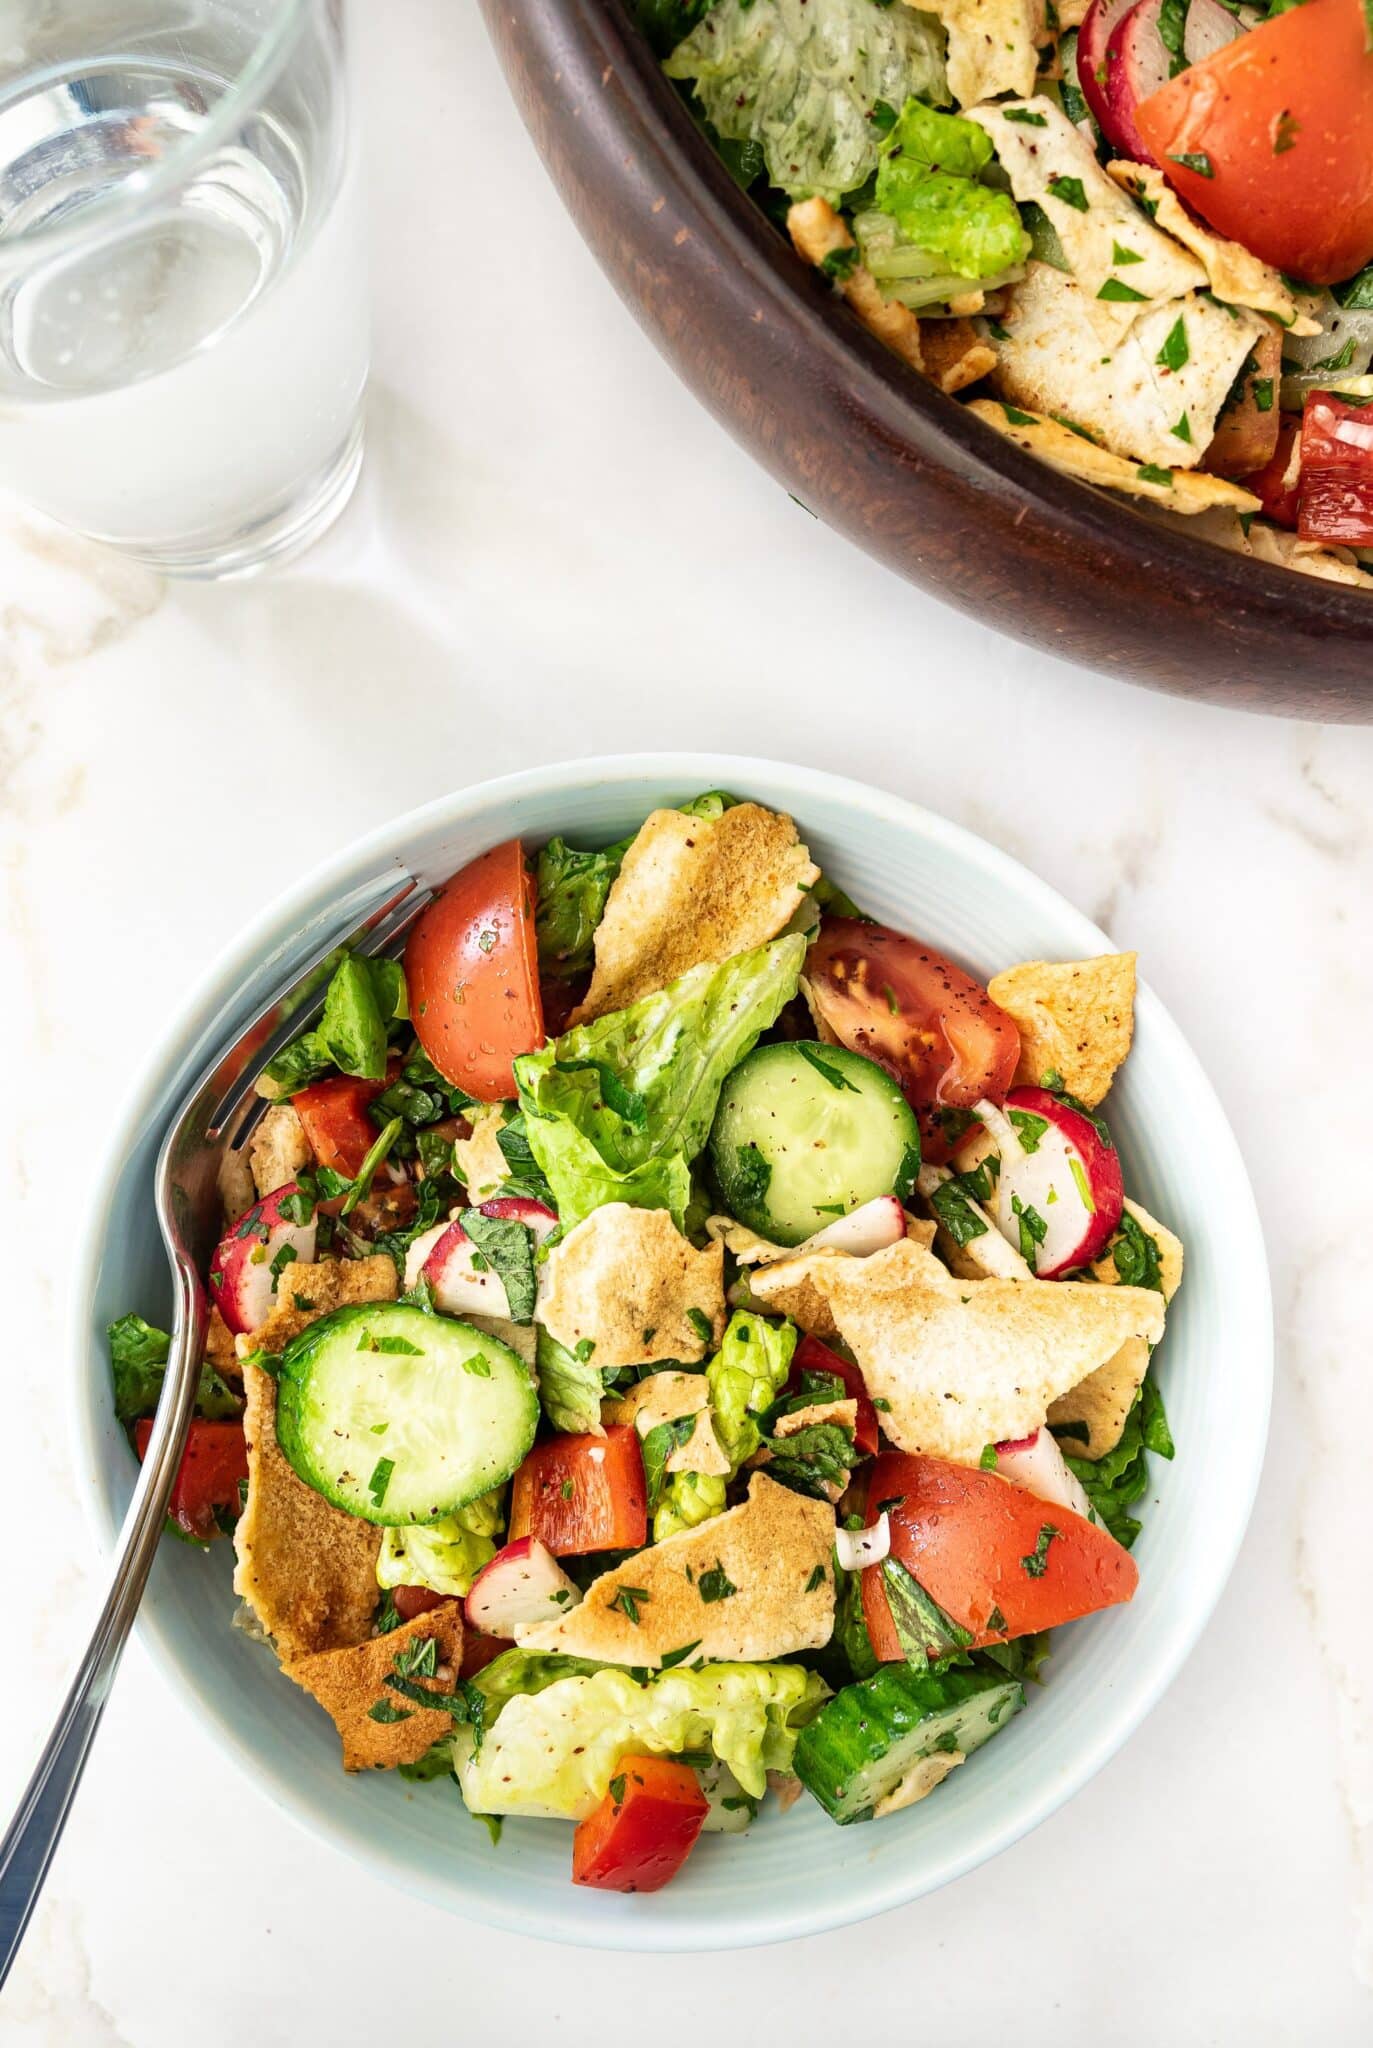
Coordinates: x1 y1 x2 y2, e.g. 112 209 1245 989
785 1333 881 1458
507 1427 648 1556
134 1418 248 1542
1297 391 1373 546
1247 417 1302 531
572 1756 709 1893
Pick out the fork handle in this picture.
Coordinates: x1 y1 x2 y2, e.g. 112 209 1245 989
0 1253 206 1988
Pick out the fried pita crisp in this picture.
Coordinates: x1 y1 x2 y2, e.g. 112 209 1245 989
235 1253 398 1359
910 0 1046 104
988 953 1138 1107
604 1370 730 1478
968 399 1261 514
515 1474 834 1668
789 197 925 373
205 1306 241 1384
757 1237 1165 1464
234 1359 381 1661
284 1603 464 1771
1048 1200 1183 1457
921 317 996 396
247 1103 312 1201
1105 163 1321 335
453 1105 511 1202
537 1204 724 1371
571 803 818 1025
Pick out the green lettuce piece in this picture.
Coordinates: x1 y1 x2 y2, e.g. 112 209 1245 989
664 0 948 205
376 1489 505 1598
257 954 407 1098
536 1328 604 1435
514 935 806 1230
626 0 713 56
454 1659 830 1817
873 100 1030 284
107 1313 240 1426
654 1312 797 1539
1060 1371 1175 1549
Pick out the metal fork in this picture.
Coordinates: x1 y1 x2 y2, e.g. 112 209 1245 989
0 863 433 1989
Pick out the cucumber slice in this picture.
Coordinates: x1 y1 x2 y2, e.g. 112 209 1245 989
275 1303 539 1525
793 1665 1024 1824
709 1041 920 1246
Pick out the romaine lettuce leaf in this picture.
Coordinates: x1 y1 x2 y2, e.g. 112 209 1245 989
1060 1371 1174 1549
107 1313 240 1425
514 935 806 1231
376 1489 504 1598
872 99 1030 285
256 954 407 1098
654 1311 797 1538
536 1327 605 1435
664 0 949 205
454 1658 830 1818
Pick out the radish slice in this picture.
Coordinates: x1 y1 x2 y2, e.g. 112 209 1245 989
974 1087 1124 1278
835 1513 891 1571
803 1195 907 1258
403 1219 452 1292
1183 0 1242 64
209 1183 318 1336
1077 0 1141 132
479 1195 559 1243
411 1195 558 1308
993 1429 1097 1522
468 1537 582 1636
1102 0 1171 163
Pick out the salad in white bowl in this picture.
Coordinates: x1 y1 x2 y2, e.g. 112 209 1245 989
108 788 1180 1896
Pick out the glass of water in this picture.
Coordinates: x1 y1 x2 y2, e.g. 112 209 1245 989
0 1 367 577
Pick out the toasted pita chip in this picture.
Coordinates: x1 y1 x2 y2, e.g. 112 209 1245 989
873 1748 965 1819
235 1253 398 1359
217 1147 256 1228
248 1103 312 1202
234 1360 381 1660
1105 163 1322 335
772 1398 857 1439
571 804 818 1025
537 1204 724 1371
968 400 1262 514
988 953 1137 1107
756 1238 1165 1463
916 1164 1032 1282
921 317 996 396
1245 521 1373 588
205 1306 241 1383
788 197 924 373
453 1105 511 1202
604 1370 730 1478
284 1603 464 1771
910 0 1045 103
515 1473 834 1668
1048 1200 1184 1457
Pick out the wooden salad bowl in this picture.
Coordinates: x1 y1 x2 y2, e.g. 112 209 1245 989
479 0 1373 720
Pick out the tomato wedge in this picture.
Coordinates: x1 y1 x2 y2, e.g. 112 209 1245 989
507 1426 648 1555
805 918 1019 1161
292 1069 392 1179
786 1333 881 1458
1246 416 1303 531
572 1756 709 1893
1297 391 1373 546
1135 0 1373 286
405 840 544 1102
861 1452 1137 1657
133 1418 249 1542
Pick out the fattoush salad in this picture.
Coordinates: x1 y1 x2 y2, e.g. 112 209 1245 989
109 793 1180 1895
631 0 1373 590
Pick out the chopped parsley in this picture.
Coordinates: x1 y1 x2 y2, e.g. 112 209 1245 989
1004 106 1048 126
686 1307 715 1347
979 1444 999 1471
1048 174 1089 212
1111 240 1144 266
1008 1107 1048 1153
367 1698 413 1724
806 1564 828 1592
367 1456 395 1508
697 1563 738 1604
1098 277 1149 303
797 1043 860 1092
820 244 860 282
1168 151 1214 178
1137 463 1173 486
1001 402 1037 427
1021 1524 1060 1577
1011 1194 1047 1268
1272 109 1300 155
1156 315 1190 372
611 1586 651 1625
1170 412 1193 444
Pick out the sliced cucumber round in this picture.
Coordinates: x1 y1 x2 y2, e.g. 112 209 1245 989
793 1665 1024 1824
709 1041 920 1246
275 1303 538 1525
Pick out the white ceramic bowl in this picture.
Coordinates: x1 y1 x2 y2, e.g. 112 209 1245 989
72 755 1271 1951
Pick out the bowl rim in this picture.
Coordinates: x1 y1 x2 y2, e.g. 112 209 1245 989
542 0 1372 640
69 752 1273 1949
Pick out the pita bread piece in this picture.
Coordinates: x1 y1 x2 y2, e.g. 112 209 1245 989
789 197 925 374
537 1203 724 1371
604 1370 730 1478
988 953 1138 1107
453 1105 512 1202
909 0 1045 104
285 1603 465 1771
236 1253 399 1359
571 803 818 1024
1048 1200 1184 1458
1105 163 1321 334
247 1103 312 1202
516 1473 835 1668
790 1237 1166 1464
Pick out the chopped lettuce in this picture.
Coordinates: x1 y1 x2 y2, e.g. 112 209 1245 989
514 935 806 1231
376 1489 505 1598
107 1313 240 1425
454 1657 830 1818
664 0 949 206
1059 1372 1175 1549
654 1312 798 1539
536 1327 605 1435
625 0 713 57
256 953 408 1099
870 100 1030 294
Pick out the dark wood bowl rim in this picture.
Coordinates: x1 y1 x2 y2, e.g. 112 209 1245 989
579 0 1372 642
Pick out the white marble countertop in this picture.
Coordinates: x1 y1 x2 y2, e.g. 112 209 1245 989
2 5 1371 2040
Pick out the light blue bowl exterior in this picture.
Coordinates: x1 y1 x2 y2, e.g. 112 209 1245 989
71 755 1272 1951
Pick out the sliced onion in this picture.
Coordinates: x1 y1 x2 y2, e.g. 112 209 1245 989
835 1513 891 1571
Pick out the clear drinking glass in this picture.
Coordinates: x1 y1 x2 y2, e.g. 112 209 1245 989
0 1 367 577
